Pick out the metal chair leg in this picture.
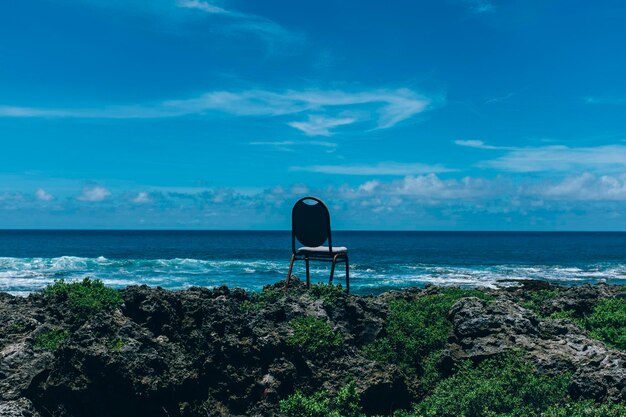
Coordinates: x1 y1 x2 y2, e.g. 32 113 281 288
285 254 295 290
345 256 349 294
305 257 310 288
329 254 339 284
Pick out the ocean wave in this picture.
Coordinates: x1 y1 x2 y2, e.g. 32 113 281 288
1 256 625 295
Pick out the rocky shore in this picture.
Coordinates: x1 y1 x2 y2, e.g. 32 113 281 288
1 279 625 417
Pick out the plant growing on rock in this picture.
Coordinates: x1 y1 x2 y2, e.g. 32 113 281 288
242 286 285 312
364 288 493 374
279 381 363 417
408 354 570 417
35 329 69 351
581 298 626 350
542 400 626 417
520 288 559 314
309 283 345 305
42 278 123 321
288 316 342 354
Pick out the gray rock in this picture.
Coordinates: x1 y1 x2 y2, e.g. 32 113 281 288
447 297 626 402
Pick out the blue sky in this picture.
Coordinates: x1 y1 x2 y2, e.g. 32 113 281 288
1 0 626 230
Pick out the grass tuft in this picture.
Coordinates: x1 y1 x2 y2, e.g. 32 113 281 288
288 316 342 354
42 278 123 321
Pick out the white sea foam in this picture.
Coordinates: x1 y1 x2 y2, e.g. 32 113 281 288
1 256 625 295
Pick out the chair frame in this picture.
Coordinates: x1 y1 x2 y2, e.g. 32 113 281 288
285 196 349 293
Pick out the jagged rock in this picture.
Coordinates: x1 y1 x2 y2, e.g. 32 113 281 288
447 296 626 402
0 398 41 417
1 281 625 416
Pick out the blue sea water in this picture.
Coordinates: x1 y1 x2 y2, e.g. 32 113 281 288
1 230 626 296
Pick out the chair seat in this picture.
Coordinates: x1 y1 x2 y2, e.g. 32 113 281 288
297 246 348 254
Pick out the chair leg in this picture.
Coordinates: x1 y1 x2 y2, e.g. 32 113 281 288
345 256 349 294
285 254 295 291
329 255 338 284
305 257 310 288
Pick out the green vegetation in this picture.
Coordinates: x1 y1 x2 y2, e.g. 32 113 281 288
6 322 27 334
408 354 569 417
42 278 123 321
309 283 345 305
241 286 285 312
520 289 559 314
518 289 625 351
280 355 586 417
364 288 493 374
279 381 363 417
288 316 343 354
582 298 626 350
542 400 626 417
35 329 69 351
536 297 626 351
108 337 125 352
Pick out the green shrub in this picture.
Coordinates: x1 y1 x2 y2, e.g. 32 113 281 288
279 381 363 417
411 354 569 417
520 289 559 314
242 286 285 312
542 400 626 417
364 288 492 373
288 316 342 354
280 390 330 417
309 283 345 305
35 329 69 351
42 278 123 321
581 298 626 350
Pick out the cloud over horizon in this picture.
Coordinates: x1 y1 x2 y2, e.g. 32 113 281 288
0 87 435 136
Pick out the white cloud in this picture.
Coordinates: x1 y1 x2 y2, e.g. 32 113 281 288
35 188 54 201
455 140 626 173
176 0 227 14
288 115 356 136
367 174 496 199
250 140 336 148
481 145 626 172
454 140 517 150
535 173 626 201
78 186 111 202
0 88 435 135
293 162 453 176
132 192 151 203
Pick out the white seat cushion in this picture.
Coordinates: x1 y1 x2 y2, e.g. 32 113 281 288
297 246 347 254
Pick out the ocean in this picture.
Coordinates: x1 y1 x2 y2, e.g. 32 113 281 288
1 230 625 296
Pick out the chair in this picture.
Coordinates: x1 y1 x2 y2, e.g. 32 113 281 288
285 196 350 293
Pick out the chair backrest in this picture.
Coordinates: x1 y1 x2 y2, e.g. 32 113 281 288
291 197 333 253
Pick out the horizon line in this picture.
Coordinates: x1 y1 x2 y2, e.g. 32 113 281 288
1 229 626 233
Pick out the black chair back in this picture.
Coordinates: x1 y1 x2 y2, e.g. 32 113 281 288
291 197 332 253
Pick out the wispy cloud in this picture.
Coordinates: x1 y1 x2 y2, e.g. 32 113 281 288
77 186 111 202
176 0 227 14
67 0 293 42
0 87 435 135
456 140 626 173
454 139 517 150
288 115 356 136
460 0 495 14
292 162 453 176
250 140 337 152
584 96 626 105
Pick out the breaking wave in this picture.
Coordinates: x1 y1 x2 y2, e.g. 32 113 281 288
1 256 625 296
